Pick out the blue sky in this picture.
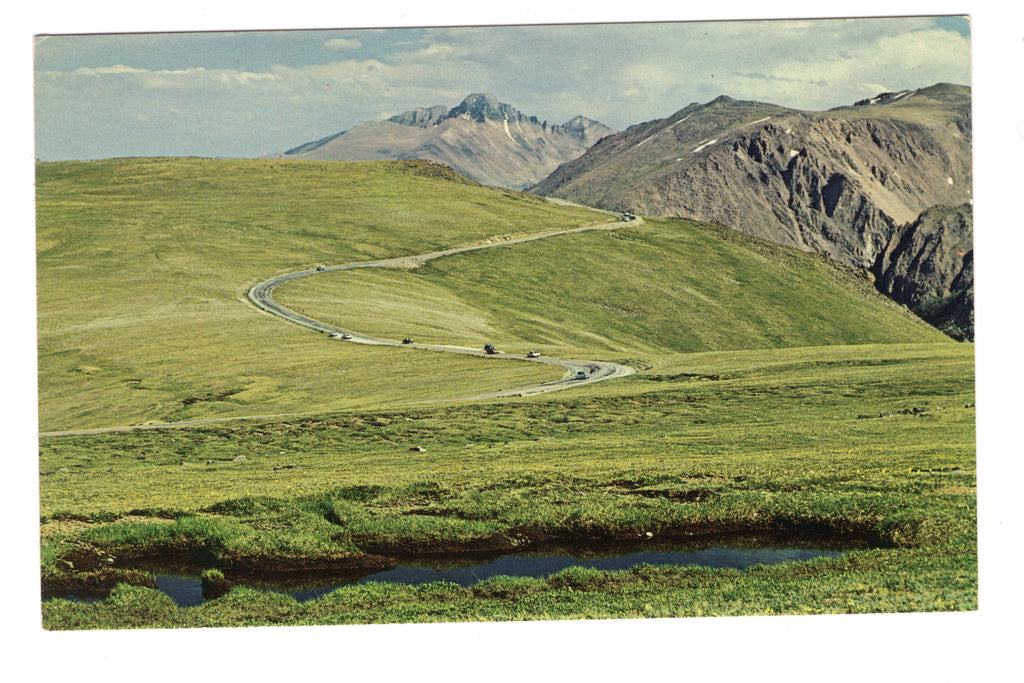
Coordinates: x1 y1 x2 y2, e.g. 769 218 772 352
34 15 971 160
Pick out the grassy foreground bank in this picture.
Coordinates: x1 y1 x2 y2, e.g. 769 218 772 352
40 342 975 628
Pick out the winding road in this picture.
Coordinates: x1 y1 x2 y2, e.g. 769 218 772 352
40 209 640 437
247 211 641 400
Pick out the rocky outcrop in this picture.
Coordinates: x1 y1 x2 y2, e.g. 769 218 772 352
280 93 615 190
872 204 974 341
388 105 449 127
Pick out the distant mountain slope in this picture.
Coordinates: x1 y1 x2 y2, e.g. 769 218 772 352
532 83 973 339
280 93 615 190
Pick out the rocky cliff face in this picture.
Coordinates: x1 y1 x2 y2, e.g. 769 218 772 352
872 203 974 340
280 93 615 190
532 84 973 339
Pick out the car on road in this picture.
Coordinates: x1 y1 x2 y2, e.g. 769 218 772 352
402 338 413 344
575 370 589 380
484 344 498 354
341 333 353 340
526 351 540 358
316 265 327 271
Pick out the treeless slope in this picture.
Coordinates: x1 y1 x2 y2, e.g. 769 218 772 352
278 216 950 360
35 158 606 431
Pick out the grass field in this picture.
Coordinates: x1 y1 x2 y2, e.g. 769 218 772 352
276 217 945 355
36 158 599 431
36 158 975 629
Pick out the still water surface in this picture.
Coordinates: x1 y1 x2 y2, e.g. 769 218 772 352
151 545 845 607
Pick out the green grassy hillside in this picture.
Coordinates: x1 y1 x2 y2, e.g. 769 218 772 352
277 217 948 357
36 158 602 431
39 158 946 432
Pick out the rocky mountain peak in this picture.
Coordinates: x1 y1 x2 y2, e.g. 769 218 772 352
388 105 449 128
445 92 524 123
853 90 915 107
461 92 501 111
553 115 614 146
561 115 594 131
279 93 615 191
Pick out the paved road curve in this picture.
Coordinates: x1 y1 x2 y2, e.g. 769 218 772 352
247 212 641 399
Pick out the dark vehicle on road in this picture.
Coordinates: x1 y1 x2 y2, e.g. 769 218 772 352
484 344 498 354
402 338 413 344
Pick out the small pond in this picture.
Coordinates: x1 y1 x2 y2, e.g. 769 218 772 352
72 543 850 608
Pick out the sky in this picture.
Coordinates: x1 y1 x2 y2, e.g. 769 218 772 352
33 14 972 160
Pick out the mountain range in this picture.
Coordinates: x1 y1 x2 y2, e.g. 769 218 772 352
281 93 615 190
278 85 973 341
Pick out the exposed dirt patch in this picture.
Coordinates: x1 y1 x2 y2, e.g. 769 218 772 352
858 406 931 419
182 389 242 406
60 546 106 572
42 568 157 600
220 552 396 576
353 531 531 557
619 488 721 503
643 372 724 382
934 485 975 496
353 521 875 559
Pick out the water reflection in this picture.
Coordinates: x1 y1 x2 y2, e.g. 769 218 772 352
146 545 845 607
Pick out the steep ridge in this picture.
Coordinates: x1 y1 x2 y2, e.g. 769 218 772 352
532 84 973 339
872 203 974 341
280 93 615 190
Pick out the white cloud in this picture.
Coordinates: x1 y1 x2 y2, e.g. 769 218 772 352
43 64 282 91
70 64 147 76
393 42 464 61
706 26 971 109
324 38 362 51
